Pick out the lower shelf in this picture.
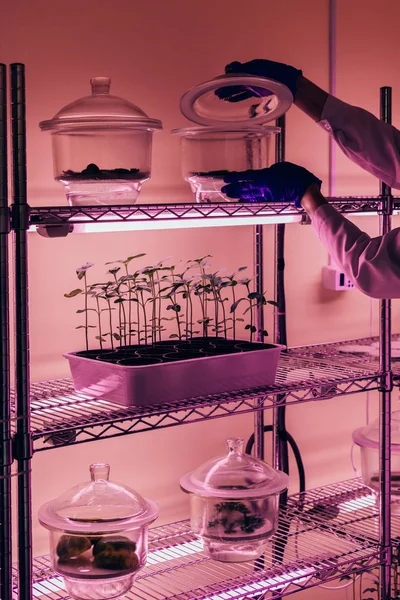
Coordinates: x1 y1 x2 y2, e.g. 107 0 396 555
16 480 382 600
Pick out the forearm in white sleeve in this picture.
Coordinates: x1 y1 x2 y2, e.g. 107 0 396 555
312 204 400 299
319 96 400 189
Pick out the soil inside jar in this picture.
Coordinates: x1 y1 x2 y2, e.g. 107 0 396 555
189 170 231 179
59 164 149 181
370 473 400 495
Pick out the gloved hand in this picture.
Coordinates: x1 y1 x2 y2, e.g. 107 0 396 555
221 162 322 206
215 59 302 103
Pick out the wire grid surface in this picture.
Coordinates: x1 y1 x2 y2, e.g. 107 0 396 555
288 334 400 380
16 353 380 451
25 196 389 228
14 480 381 600
286 478 400 546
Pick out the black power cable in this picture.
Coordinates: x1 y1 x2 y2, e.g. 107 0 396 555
245 426 306 494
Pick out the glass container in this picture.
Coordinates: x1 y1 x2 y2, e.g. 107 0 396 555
40 77 162 206
172 126 278 203
38 463 159 600
353 412 400 513
180 438 288 562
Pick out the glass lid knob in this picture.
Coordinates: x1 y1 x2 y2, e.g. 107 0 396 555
90 77 111 95
90 463 110 481
227 438 244 455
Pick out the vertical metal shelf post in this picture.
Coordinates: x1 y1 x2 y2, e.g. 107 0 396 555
11 63 33 600
0 63 12 600
379 86 393 600
273 114 289 475
254 222 265 460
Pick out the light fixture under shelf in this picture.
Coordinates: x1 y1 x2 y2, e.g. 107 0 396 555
28 213 303 234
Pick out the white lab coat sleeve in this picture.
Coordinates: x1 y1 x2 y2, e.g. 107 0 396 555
319 95 400 189
312 203 400 299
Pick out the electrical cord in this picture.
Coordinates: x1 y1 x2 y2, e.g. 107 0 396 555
245 426 306 493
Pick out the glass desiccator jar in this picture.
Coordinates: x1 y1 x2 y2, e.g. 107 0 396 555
40 77 162 206
353 411 400 513
38 463 159 600
180 438 289 562
173 73 293 203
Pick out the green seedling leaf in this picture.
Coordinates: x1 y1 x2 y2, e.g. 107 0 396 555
125 253 146 263
247 292 260 300
169 334 179 338
65 289 82 298
76 262 94 279
112 333 121 341
267 300 279 307
114 298 125 304
245 324 251 330
230 298 246 313
76 308 97 313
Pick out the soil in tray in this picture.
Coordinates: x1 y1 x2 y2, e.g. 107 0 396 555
59 164 149 181
75 338 274 365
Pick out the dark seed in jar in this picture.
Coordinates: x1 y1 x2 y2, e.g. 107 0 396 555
56 535 92 561
93 536 138 570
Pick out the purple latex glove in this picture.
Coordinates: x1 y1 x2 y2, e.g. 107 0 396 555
221 162 322 206
215 59 302 103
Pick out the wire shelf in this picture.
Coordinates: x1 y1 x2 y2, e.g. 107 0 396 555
286 478 400 553
23 196 395 229
288 334 400 381
18 353 380 451
14 479 380 600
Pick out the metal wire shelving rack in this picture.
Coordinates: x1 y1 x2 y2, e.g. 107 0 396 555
0 62 395 599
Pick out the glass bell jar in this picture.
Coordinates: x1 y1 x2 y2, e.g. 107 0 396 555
38 463 159 600
40 77 162 206
353 411 400 513
180 438 289 562
172 73 292 203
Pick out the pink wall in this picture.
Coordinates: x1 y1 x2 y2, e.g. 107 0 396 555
1 3 399 596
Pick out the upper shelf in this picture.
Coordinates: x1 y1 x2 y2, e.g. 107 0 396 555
24 196 399 234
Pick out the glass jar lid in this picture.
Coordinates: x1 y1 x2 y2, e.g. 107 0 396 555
180 438 289 498
39 77 162 132
353 411 400 451
171 125 280 136
38 463 159 533
180 75 293 127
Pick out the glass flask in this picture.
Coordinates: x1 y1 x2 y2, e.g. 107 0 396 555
38 463 159 600
40 77 162 206
180 438 288 562
353 411 400 513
